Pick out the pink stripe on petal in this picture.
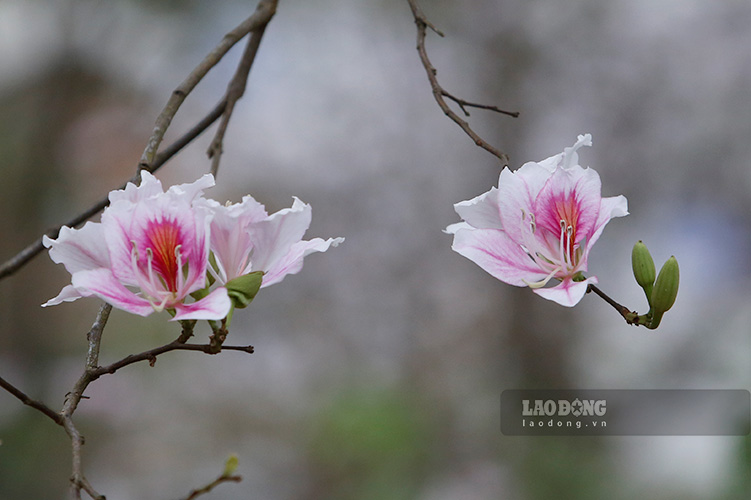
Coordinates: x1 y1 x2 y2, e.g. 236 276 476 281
72 268 155 316
451 227 548 286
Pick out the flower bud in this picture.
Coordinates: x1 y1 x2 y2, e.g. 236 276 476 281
650 256 679 315
222 454 239 477
631 240 656 299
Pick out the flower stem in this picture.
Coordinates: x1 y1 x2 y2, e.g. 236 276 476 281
586 284 648 327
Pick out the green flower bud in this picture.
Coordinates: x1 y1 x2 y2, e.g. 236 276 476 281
225 271 264 309
222 453 239 477
632 240 656 300
650 256 679 315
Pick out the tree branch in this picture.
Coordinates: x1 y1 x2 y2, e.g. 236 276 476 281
181 474 243 500
61 302 112 500
91 338 254 378
586 284 644 327
0 375 63 426
208 21 269 176
407 0 517 166
0 2 279 283
138 0 277 171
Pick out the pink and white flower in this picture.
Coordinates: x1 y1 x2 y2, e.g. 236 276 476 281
43 171 231 320
446 134 628 307
196 196 344 288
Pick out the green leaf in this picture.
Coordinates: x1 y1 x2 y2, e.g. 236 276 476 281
225 271 264 309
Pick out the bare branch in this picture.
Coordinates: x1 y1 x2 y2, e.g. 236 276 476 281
181 475 243 500
92 338 254 378
208 22 269 176
138 0 277 171
0 3 279 283
0 376 64 426
407 0 517 165
61 302 112 500
586 284 644 327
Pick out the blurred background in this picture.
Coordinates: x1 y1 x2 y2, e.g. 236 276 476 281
1 0 751 498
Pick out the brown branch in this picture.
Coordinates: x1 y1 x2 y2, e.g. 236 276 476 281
586 284 644 326
182 475 243 500
138 0 277 171
0 375 64 426
208 22 269 176
0 3 279 283
91 338 254 378
407 0 517 166
61 302 112 500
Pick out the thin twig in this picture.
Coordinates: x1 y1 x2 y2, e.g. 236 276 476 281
586 284 642 326
407 0 517 165
182 475 243 500
138 0 277 171
61 303 112 500
0 376 64 426
92 338 254 378
208 22 268 176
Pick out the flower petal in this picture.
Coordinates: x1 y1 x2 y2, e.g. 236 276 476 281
451 227 549 286
42 284 91 307
44 222 110 274
453 187 503 230
172 287 232 321
247 197 312 273
109 171 164 204
585 194 629 255
533 275 597 307
71 268 155 316
534 165 602 243
537 133 592 172
496 165 550 245
262 237 345 288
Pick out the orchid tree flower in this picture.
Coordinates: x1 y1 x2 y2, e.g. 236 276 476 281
196 196 344 293
446 134 628 307
43 171 231 320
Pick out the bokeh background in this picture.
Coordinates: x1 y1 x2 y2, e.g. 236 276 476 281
2 0 751 498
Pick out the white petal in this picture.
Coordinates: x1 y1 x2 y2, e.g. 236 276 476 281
533 276 597 307
248 197 312 273
262 237 344 288
44 222 110 274
453 187 503 230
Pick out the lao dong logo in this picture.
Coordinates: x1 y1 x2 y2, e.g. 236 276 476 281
521 398 607 417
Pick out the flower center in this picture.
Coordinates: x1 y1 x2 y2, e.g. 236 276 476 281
129 218 188 311
144 218 182 291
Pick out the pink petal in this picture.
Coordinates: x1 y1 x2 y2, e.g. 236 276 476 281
496 165 550 245
71 268 155 316
172 287 232 321
534 166 602 242
585 195 629 254
262 237 344 288
451 227 548 286
533 276 597 307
